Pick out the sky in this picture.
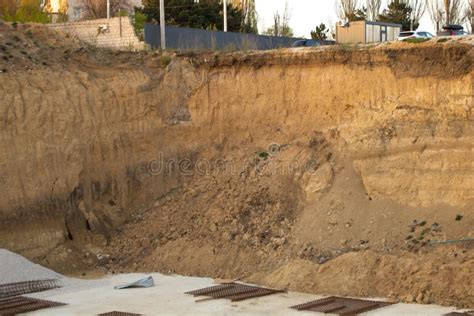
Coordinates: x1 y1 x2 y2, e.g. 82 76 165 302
255 0 435 38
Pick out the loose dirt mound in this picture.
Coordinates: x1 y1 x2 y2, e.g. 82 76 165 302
252 247 474 308
102 146 474 307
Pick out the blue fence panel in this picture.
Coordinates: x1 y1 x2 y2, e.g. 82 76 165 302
144 24 302 51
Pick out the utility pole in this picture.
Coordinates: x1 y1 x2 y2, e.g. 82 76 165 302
107 0 111 18
160 0 166 49
223 0 228 32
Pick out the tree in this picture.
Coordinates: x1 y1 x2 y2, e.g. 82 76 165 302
353 7 368 20
428 0 444 31
81 0 108 19
241 0 258 34
403 0 426 30
311 23 329 40
336 0 359 21
367 0 382 21
140 0 244 32
378 0 414 31
78 0 128 19
264 2 294 37
466 0 474 33
442 0 464 25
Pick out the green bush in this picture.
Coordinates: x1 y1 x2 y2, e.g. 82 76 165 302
132 10 147 41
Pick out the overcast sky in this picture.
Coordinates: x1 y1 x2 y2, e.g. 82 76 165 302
255 0 435 38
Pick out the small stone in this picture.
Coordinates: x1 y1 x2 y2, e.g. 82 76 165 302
210 222 218 232
403 294 414 303
271 237 286 247
416 293 424 303
222 232 233 241
328 216 338 226
96 253 111 264
318 257 328 264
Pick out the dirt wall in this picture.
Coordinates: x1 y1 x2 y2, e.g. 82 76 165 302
0 23 473 287
187 48 473 208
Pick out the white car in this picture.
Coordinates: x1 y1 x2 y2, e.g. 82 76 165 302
397 31 434 41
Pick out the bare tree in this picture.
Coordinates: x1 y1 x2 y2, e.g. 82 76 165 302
265 1 293 37
241 0 258 33
466 0 474 32
428 0 445 31
82 0 122 19
408 0 426 30
442 0 464 24
336 0 359 21
367 0 382 21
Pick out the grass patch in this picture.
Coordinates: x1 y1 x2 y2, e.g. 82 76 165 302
339 42 356 51
403 38 430 44
160 55 172 67
437 38 449 43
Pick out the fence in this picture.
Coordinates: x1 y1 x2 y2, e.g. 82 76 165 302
144 24 301 51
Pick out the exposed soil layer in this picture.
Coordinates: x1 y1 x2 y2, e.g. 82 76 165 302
1 22 473 308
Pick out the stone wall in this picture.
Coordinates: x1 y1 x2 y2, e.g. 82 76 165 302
47 17 144 50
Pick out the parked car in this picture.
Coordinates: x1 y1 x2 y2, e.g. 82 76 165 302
291 39 335 47
437 25 468 36
397 31 434 41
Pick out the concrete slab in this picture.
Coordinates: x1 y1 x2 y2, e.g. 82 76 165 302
23 273 469 316
0 251 467 315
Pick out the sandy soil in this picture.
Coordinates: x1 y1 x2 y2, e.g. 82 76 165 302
99 146 474 308
1 22 473 309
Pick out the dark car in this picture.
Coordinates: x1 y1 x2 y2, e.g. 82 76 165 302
292 39 335 47
437 25 468 36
